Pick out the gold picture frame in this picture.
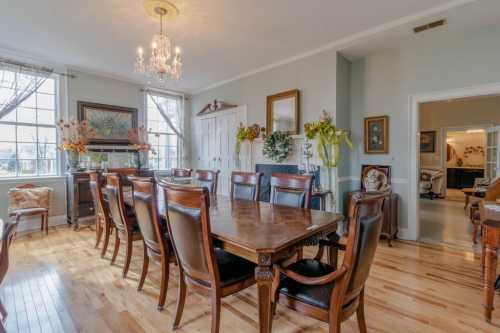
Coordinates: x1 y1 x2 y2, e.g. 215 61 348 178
266 89 299 135
364 116 389 154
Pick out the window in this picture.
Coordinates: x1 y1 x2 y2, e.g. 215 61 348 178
0 76 58 177
146 92 183 170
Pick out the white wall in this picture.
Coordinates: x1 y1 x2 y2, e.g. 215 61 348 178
349 24 500 232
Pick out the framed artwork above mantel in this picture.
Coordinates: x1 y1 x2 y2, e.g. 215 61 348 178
78 101 138 145
266 89 300 135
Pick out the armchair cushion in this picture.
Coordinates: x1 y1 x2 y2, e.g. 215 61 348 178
8 187 52 214
278 259 336 310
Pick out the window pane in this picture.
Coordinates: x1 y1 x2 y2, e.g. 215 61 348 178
18 159 37 176
0 88 15 102
18 143 37 158
37 109 55 125
0 159 16 177
0 108 16 122
37 79 55 94
38 159 57 175
17 125 37 142
0 124 16 141
38 127 56 143
17 107 37 124
0 142 16 159
37 93 55 110
38 143 57 159
19 93 36 108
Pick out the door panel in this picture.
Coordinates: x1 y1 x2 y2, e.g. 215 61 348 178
486 126 500 180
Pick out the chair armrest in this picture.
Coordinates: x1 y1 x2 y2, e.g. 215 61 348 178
274 263 347 286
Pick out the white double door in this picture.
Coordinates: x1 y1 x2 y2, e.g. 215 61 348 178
195 106 247 196
486 126 500 180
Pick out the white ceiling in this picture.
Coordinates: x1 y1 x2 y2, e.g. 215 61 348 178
0 0 487 93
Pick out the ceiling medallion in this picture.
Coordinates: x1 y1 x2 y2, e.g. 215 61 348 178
135 0 182 84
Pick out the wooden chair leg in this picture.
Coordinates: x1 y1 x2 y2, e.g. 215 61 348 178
472 224 478 244
157 257 170 311
356 289 368 333
95 219 103 248
122 237 133 278
111 232 120 265
41 214 44 231
101 225 111 258
210 291 221 333
172 272 187 330
138 244 149 291
45 213 49 235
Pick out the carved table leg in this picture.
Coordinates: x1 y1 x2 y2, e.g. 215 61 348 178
483 240 498 323
256 254 274 333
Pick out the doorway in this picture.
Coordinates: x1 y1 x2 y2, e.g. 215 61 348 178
415 94 500 247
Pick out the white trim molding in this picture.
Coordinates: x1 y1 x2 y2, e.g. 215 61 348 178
408 81 500 241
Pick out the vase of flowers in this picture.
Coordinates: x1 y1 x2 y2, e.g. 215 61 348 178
57 119 96 172
235 124 261 169
304 111 353 209
128 125 153 169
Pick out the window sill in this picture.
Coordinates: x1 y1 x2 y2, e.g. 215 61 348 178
0 175 66 185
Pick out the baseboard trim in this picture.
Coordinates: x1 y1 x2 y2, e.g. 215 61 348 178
14 214 67 233
397 228 415 241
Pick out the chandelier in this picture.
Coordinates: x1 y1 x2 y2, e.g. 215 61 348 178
135 1 182 83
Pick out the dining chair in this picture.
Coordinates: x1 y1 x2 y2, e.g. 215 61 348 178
88 172 114 258
272 192 386 333
230 171 263 201
195 169 220 195
172 168 193 178
0 219 18 330
104 173 142 278
270 173 313 208
470 177 500 243
160 182 256 333
132 178 175 311
8 184 52 235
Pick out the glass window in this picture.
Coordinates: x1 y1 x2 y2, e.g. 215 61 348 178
146 93 183 170
0 76 58 177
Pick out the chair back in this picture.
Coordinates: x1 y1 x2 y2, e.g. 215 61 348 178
230 172 262 201
270 173 313 208
104 173 130 231
0 219 17 287
485 177 500 201
132 179 167 255
88 172 109 223
337 193 386 303
172 168 193 178
195 170 220 195
161 182 218 283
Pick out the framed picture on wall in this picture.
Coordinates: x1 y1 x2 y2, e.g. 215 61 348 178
420 131 436 153
364 116 389 154
266 89 299 135
78 101 138 145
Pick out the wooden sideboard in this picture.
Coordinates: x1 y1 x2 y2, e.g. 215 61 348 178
66 168 154 230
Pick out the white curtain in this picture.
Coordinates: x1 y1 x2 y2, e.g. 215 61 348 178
0 58 53 120
148 91 186 166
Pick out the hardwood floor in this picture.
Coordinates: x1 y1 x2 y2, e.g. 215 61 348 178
2 226 500 333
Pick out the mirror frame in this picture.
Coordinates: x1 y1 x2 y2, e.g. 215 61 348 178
266 89 300 135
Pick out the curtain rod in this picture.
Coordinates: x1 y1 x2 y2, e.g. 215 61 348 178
140 88 189 100
0 57 76 78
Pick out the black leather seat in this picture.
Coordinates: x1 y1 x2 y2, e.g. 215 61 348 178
278 259 336 310
215 248 256 287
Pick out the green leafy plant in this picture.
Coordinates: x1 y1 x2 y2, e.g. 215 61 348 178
262 131 292 163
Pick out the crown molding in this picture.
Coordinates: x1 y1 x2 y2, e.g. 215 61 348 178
192 0 476 95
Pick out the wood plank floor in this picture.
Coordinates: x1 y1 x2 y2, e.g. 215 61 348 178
2 226 500 333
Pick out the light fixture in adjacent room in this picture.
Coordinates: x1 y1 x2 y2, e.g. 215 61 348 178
135 0 182 84
466 129 485 134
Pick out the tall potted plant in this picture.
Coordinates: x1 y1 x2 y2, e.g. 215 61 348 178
304 111 353 208
235 124 261 169
57 119 96 171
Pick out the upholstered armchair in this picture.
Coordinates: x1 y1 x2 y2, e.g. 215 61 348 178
420 168 444 200
8 184 52 234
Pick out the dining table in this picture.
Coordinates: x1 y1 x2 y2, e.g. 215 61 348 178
482 201 500 323
120 178 343 333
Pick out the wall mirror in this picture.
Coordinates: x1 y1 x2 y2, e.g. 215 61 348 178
266 89 299 135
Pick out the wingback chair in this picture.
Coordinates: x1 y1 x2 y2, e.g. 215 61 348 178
0 219 18 329
230 171 263 201
195 170 220 195
88 172 114 257
270 173 313 208
8 184 52 235
132 178 175 311
161 182 256 333
104 173 143 278
272 193 386 333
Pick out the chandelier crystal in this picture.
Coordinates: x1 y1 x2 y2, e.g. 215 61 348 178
135 6 182 83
